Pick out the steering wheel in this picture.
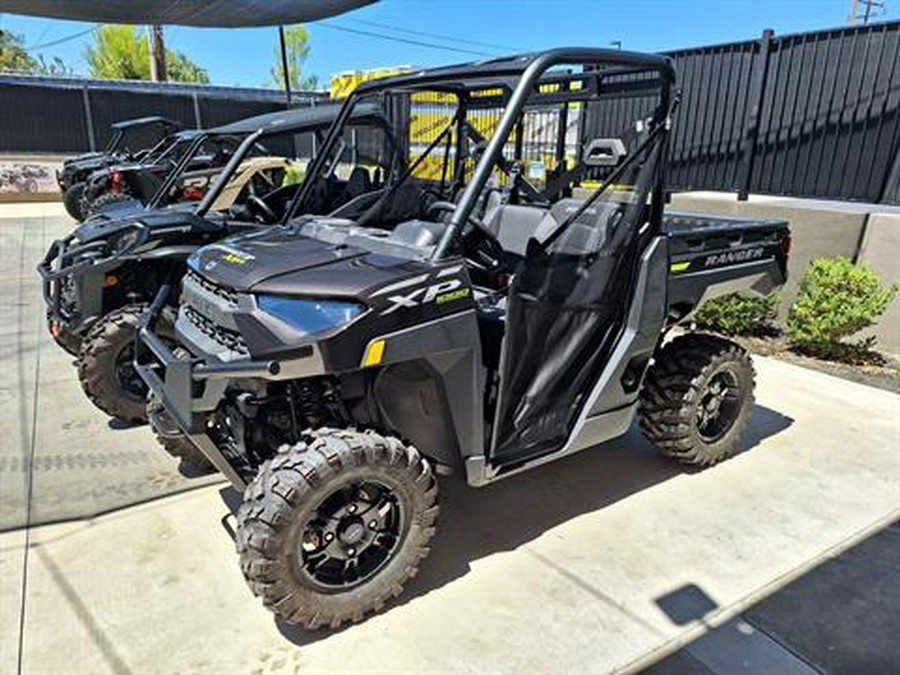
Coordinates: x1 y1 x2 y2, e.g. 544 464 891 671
246 195 278 224
426 201 506 272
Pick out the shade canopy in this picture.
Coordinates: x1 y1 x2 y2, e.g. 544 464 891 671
0 0 376 27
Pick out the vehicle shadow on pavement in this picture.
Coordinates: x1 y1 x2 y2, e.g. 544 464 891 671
218 404 792 646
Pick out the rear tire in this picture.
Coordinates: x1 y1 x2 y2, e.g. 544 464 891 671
63 182 87 221
236 428 438 629
147 395 215 474
639 333 755 466
77 304 174 423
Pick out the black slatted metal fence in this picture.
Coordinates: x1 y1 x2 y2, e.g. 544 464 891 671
0 75 326 154
584 21 900 204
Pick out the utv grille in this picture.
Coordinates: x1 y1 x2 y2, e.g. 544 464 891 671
183 305 249 356
184 269 239 306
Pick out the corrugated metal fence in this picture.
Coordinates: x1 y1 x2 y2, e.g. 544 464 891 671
0 75 325 154
657 21 900 204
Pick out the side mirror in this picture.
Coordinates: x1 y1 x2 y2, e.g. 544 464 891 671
582 138 627 167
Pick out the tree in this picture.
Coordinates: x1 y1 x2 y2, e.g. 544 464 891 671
84 25 209 83
269 25 318 91
167 49 210 83
35 55 77 77
0 29 76 77
0 29 38 74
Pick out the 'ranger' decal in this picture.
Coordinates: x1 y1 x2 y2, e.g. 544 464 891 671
704 247 764 267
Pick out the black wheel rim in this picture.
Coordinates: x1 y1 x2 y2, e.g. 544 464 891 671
696 368 742 443
297 480 405 592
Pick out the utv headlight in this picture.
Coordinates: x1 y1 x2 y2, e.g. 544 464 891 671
258 296 364 334
109 224 147 254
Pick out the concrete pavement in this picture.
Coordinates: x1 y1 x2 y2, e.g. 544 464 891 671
2 356 898 674
1 205 898 674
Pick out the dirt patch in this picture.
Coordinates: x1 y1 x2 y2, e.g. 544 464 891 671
728 334 900 394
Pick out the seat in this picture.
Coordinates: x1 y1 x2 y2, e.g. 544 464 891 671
482 199 549 258
332 167 372 208
533 198 624 255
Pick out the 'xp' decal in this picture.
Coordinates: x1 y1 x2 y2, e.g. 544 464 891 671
380 279 470 315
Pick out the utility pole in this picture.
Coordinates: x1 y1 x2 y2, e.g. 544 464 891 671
850 0 884 25
149 25 168 82
278 26 293 108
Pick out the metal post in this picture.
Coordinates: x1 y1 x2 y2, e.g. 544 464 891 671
735 29 774 201
150 25 167 82
192 92 202 129
279 26 293 108
879 144 900 204
82 85 96 151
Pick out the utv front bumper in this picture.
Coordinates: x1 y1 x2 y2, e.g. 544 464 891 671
135 289 282 488
37 235 108 330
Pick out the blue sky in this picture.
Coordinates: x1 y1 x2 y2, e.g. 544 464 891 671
1 0 897 88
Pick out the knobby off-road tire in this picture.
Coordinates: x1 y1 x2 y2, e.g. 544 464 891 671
639 333 755 466
63 182 87 221
77 304 174 423
87 191 141 218
236 428 438 629
146 394 214 473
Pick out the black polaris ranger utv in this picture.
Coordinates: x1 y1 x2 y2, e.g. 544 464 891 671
137 49 790 628
58 116 181 221
40 102 393 426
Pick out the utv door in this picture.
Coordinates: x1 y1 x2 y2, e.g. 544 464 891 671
489 142 663 465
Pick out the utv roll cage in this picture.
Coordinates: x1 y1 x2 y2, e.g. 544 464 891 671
105 116 181 154
146 102 392 217
288 48 675 249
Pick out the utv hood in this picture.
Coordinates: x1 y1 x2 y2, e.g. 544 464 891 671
188 225 423 295
74 208 222 244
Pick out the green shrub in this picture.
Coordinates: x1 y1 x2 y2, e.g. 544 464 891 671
694 292 781 335
786 257 898 360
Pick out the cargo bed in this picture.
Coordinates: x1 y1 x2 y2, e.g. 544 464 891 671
661 210 791 321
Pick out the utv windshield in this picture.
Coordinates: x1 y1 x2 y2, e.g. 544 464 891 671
145 103 393 224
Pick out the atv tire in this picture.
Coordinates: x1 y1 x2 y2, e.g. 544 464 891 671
638 333 754 466
87 191 141 218
236 428 438 629
77 304 174 423
63 182 87 221
147 395 215 473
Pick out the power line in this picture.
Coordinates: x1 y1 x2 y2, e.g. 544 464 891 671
344 17 518 52
25 25 97 51
317 21 496 57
